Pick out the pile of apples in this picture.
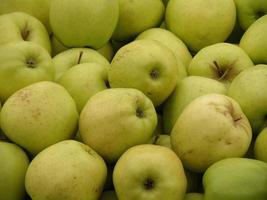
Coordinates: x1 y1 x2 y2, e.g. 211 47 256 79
1 0 267 199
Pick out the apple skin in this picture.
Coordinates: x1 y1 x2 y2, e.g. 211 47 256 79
113 144 187 200
58 63 109 113
228 65 267 134
0 41 54 102
112 0 164 41
53 48 110 80
25 140 107 200
109 39 178 107
97 42 115 62
166 0 236 52
254 127 267 163
154 134 171 149
240 15 267 64
203 158 267 200
79 88 157 163
163 76 227 134
188 43 254 86
1 81 78 155
184 193 204 200
234 0 267 30
171 94 252 172
0 141 29 200
100 191 118 200
50 0 119 49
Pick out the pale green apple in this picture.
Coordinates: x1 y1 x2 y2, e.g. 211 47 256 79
184 193 204 200
203 158 267 200
254 127 267 162
113 144 187 200
109 39 178 106
1 81 78 155
50 34 68 57
0 41 54 102
171 94 252 172
53 48 110 80
100 191 118 200
163 76 227 134
0 12 51 53
50 0 119 49
188 43 254 85
79 88 157 163
0 0 51 33
240 15 267 64
97 42 115 62
234 0 267 30
112 0 164 41
154 134 171 149
166 0 236 52
58 63 109 112
0 141 29 200
25 140 107 200
228 65 267 133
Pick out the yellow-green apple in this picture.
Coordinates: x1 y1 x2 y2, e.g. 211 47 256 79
240 15 267 64
0 41 54 102
254 127 267 162
0 141 29 200
203 158 267 200
50 34 68 57
112 0 164 41
58 63 109 112
50 0 119 49
228 65 267 133
100 191 118 200
154 134 171 149
113 144 187 200
184 193 204 200
0 12 51 53
109 39 178 106
97 42 115 62
25 140 107 200
166 0 236 52
188 43 254 86
79 88 157 163
171 94 252 172
163 76 227 134
1 81 78 155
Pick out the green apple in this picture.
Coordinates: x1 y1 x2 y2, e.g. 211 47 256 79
113 144 187 200
234 0 267 30
58 63 109 112
154 134 171 149
79 88 157 162
163 76 227 134
0 41 54 102
188 43 254 86
97 42 114 62
240 15 267 64
1 81 78 155
50 0 119 49
100 191 118 200
0 141 29 200
184 193 204 200
228 65 267 133
166 0 236 52
171 94 252 172
0 0 51 33
25 140 107 200
109 39 178 106
50 34 68 57
203 158 267 200
53 48 110 80
254 127 267 162
112 0 164 41
0 12 51 53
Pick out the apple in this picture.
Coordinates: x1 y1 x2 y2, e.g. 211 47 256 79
79 88 157 162
50 0 119 49
0 141 29 200
234 0 267 30
184 193 204 200
100 191 118 200
203 158 267 200
113 144 187 200
1 81 78 155
97 42 115 62
171 94 252 172
58 63 109 112
53 48 110 80
163 76 227 134
0 12 51 53
228 65 267 133
50 34 68 57
154 134 171 149
187 43 254 86
112 0 164 41
25 140 107 200
166 0 236 52
254 127 267 162
240 15 267 64
109 39 178 106
0 41 54 102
